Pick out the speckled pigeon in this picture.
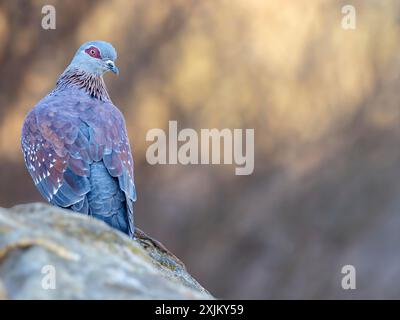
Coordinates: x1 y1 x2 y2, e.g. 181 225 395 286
21 41 136 237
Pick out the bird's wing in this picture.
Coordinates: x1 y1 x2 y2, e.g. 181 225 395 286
21 99 137 222
79 100 137 203
21 107 92 208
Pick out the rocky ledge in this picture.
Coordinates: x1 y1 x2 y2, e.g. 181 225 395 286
0 203 213 299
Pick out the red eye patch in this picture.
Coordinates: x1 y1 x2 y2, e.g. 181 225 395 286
85 46 101 59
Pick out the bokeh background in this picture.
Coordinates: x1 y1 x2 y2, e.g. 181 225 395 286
1 0 400 299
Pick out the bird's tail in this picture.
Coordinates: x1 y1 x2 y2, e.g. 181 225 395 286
87 161 131 236
126 199 135 238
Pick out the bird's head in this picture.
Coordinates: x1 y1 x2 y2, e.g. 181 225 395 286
68 41 119 76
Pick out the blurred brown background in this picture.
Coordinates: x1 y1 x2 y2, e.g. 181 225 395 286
1 0 400 299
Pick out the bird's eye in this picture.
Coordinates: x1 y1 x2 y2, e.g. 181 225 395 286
85 46 101 59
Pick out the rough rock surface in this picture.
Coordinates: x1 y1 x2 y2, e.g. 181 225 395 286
0 203 213 299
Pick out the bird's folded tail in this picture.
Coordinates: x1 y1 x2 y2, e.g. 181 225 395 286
87 161 131 236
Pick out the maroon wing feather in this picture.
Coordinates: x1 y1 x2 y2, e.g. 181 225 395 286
21 96 136 218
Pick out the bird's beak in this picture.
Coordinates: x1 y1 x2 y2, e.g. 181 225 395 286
106 60 119 75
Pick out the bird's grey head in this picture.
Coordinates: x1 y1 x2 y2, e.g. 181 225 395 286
68 41 119 76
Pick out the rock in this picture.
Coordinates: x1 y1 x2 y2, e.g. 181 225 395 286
0 203 213 299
